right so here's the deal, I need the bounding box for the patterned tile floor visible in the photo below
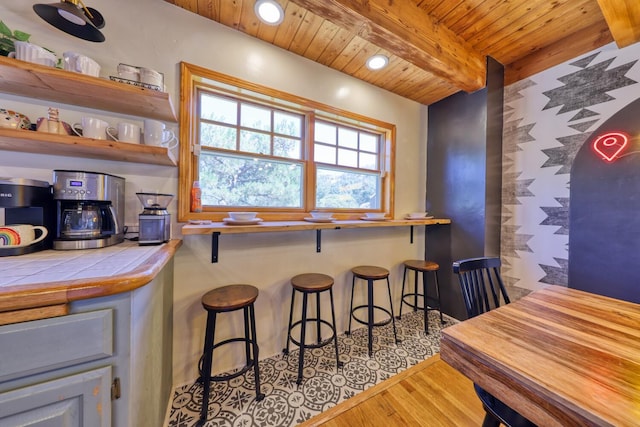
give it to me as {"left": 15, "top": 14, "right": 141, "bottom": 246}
{"left": 166, "top": 310, "right": 457, "bottom": 427}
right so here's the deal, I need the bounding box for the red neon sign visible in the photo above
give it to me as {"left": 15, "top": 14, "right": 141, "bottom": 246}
{"left": 592, "top": 131, "right": 629, "bottom": 162}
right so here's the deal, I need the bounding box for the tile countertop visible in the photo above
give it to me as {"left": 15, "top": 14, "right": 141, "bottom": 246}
{"left": 0, "top": 239, "right": 182, "bottom": 314}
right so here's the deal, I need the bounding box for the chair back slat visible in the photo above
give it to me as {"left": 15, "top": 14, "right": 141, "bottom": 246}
{"left": 453, "top": 257, "right": 510, "bottom": 318}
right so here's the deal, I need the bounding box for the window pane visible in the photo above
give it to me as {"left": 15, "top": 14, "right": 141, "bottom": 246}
{"left": 240, "top": 130, "right": 270, "bottom": 154}
{"left": 200, "top": 122, "right": 236, "bottom": 149}
{"left": 316, "top": 167, "right": 380, "bottom": 209}
{"left": 201, "top": 93, "right": 237, "bottom": 124}
{"left": 359, "top": 152, "right": 378, "bottom": 169}
{"left": 274, "top": 111, "right": 302, "bottom": 137}
{"left": 274, "top": 136, "right": 302, "bottom": 159}
{"left": 199, "top": 152, "right": 303, "bottom": 208}
{"left": 337, "top": 148, "right": 357, "bottom": 167}
{"left": 360, "top": 133, "right": 379, "bottom": 153}
{"left": 338, "top": 128, "right": 357, "bottom": 149}
{"left": 315, "top": 144, "right": 336, "bottom": 164}
{"left": 315, "top": 122, "right": 336, "bottom": 145}
{"left": 241, "top": 104, "right": 270, "bottom": 131}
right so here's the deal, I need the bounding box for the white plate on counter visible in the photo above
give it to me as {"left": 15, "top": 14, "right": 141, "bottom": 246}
{"left": 223, "top": 218, "right": 263, "bottom": 225}
{"left": 405, "top": 215, "right": 434, "bottom": 220}
{"left": 304, "top": 217, "right": 335, "bottom": 223}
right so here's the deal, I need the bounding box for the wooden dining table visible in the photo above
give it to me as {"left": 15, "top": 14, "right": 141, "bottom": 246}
{"left": 440, "top": 285, "right": 640, "bottom": 427}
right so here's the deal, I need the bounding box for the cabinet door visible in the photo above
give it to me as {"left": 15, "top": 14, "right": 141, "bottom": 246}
{"left": 0, "top": 366, "right": 111, "bottom": 427}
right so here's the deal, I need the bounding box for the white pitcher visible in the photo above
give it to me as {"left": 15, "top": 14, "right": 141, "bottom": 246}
{"left": 9, "top": 41, "right": 57, "bottom": 67}
{"left": 63, "top": 51, "right": 101, "bottom": 77}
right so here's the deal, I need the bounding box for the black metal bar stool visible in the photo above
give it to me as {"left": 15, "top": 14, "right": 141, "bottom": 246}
{"left": 346, "top": 265, "right": 399, "bottom": 357}
{"left": 283, "top": 273, "right": 342, "bottom": 384}
{"left": 198, "top": 284, "right": 264, "bottom": 425}
{"left": 398, "top": 259, "right": 444, "bottom": 334}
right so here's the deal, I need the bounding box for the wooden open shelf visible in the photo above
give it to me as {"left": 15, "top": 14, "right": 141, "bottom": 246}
{"left": 0, "top": 128, "right": 177, "bottom": 166}
{"left": 0, "top": 56, "right": 177, "bottom": 123}
{"left": 0, "top": 56, "right": 178, "bottom": 166}
{"left": 182, "top": 218, "right": 451, "bottom": 262}
{"left": 181, "top": 218, "right": 451, "bottom": 235}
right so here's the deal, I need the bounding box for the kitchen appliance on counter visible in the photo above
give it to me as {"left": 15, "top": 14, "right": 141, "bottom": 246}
{"left": 53, "top": 170, "right": 125, "bottom": 250}
{"left": 0, "top": 178, "right": 55, "bottom": 256}
{"left": 136, "top": 192, "right": 173, "bottom": 245}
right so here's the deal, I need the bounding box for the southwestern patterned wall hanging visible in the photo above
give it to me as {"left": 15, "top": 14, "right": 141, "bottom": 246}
{"left": 501, "top": 41, "right": 640, "bottom": 296}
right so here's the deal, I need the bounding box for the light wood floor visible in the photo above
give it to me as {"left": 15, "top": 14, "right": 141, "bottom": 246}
{"left": 299, "top": 354, "right": 485, "bottom": 427}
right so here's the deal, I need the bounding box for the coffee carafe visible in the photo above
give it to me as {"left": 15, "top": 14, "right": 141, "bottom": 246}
{"left": 137, "top": 192, "right": 173, "bottom": 245}
{"left": 53, "top": 170, "right": 124, "bottom": 250}
{"left": 61, "top": 203, "right": 103, "bottom": 238}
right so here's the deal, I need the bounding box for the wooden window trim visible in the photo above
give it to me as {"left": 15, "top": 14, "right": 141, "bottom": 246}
{"left": 178, "top": 61, "right": 396, "bottom": 222}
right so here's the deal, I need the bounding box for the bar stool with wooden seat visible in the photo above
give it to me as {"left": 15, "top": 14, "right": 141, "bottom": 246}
{"left": 346, "top": 265, "right": 399, "bottom": 357}
{"left": 198, "top": 284, "right": 264, "bottom": 425}
{"left": 398, "top": 259, "right": 444, "bottom": 334}
{"left": 283, "top": 273, "right": 342, "bottom": 384}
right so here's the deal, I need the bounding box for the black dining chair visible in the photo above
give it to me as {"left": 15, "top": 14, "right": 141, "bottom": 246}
{"left": 453, "top": 257, "right": 537, "bottom": 427}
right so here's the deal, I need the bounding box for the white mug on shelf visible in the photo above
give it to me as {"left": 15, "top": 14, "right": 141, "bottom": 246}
{"left": 117, "top": 63, "right": 139, "bottom": 81}
{"left": 72, "top": 117, "right": 110, "bottom": 140}
{"left": 143, "top": 119, "right": 177, "bottom": 149}
{"left": 139, "top": 67, "right": 163, "bottom": 88}
{"left": 107, "top": 122, "right": 141, "bottom": 144}
{"left": 63, "top": 51, "right": 101, "bottom": 77}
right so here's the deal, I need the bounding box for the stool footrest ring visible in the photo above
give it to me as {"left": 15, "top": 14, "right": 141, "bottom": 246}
{"left": 400, "top": 295, "right": 441, "bottom": 311}
{"left": 287, "top": 318, "right": 337, "bottom": 350}
{"left": 199, "top": 361, "right": 257, "bottom": 383}
{"left": 350, "top": 304, "right": 394, "bottom": 328}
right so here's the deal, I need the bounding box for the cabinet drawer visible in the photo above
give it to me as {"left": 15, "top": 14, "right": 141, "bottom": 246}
{"left": 0, "top": 309, "right": 113, "bottom": 383}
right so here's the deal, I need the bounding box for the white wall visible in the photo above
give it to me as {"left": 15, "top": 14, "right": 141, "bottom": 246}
{"left": 1, "top": 1, "right": 428, "bottom": 387}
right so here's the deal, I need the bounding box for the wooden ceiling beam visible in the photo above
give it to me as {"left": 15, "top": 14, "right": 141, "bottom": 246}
{"left": 504, "top": 20, "right": 613, "bottom": 85}
{"left": 596, "top": 0, "right": 640, "bottom": 47}
{"left": 287, "top": 0, "right": 486, "bottom": 93}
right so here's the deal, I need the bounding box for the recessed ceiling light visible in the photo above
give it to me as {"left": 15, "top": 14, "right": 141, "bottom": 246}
{"left": 366, "top": 54, "right": 389, "bottom": 70}
{"left": 255, "top": 0, "right": 284, "bottom": 26}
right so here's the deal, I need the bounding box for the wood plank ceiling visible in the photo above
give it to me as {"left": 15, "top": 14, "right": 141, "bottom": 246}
{"left": 165, "top": 0, "right": 640, "bottom": 105}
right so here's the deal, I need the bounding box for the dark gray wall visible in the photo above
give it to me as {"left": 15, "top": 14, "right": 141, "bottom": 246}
{"left": 485, "top": 58, "right": 504, "bottom": 256}
{"left": 425, "top": 58, "right": 504, "bottom": 320}
{"left": 569, "top": 97, "right": 640, "bottom": 303}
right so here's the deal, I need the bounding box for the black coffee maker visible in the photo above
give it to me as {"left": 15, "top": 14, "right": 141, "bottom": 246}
{"left": 0, "top": 178, "right": 55, "bottom": 257}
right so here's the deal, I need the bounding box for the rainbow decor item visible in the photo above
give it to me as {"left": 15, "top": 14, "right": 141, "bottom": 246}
{"left": 0, "top": 228, "right": 21, "bottom": 246}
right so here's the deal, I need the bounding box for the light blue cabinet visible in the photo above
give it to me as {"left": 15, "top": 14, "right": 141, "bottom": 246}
{"left": 0, "top": 258, "right": 174, "bottom": 426}
{"left": 0, "top": 296, "right": 125, "bottom": 427}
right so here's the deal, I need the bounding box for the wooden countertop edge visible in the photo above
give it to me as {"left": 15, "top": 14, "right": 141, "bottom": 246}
{"left": 181, "top": 218, "right": 452, "bottom": 235}
{"left": 0, "top": 239, "right": 182, "bottom": 313}
{"left": 298, "top": 354, "right": 442, "bottom": 426}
